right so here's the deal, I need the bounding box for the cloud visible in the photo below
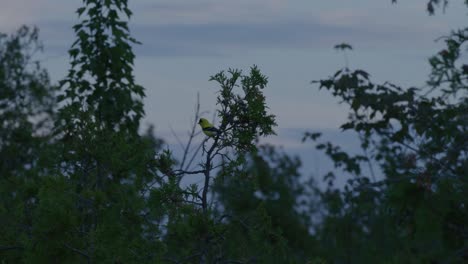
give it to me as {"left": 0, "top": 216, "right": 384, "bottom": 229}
{"left": 0, "top": 0, "right": 79, "bottom": 33}
{"left": 131, "top": 0, "right": 286, "bottom": 25}
{"left": 131, "top": 19, "right": 420, "bottom": 57}
{"left": 27, "top": 17, "right": 380, "bottom": 58}
{"left": 2, "top": 0, "right": 460, "bottom": 59}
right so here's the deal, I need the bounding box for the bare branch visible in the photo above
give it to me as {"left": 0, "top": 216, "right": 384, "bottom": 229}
{"left": 180, "top": 93, "right": 201, "bottom": 170}
{"left": 201, "top": 137, "right": 221, "bottom": 212}
{"left": 169, "top": 124, "right": 185, "bottom": 151}
{"left": 176, "top": 163, "right": 225, "bottom": 176}
{"left": 183, "top": 139, "right": 205, "bottom": 174}
{"left": 174, "top": 169, "right": 206, "bottom": 176}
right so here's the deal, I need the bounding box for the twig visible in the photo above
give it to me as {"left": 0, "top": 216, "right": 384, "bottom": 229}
{"left": 63, "top": 243, "right": 90, "bottom": 263}
{"left": 359, "top": 133, "right": 377, "bottom": 182}
{"left": 179, "top": 93, "right": 201, "bottom": 170}
{"left": 175, "top": 162, "right": 224, "bottom": 177}
{"left": 174, "top": 169, "right": 206, "bottom": 176}
{"left": 165, "top": 252, "right": 203, "bottom": 264}
{"left": 183, "top": 138, "right": 205, "bottom": 174}
{"left": 0, "top": 245, "right": 24, "bottom": 251}
{"left": 397, "top": 141, "right": 458, "bottom": 175}
{"left": 201, "top": 137, "right": 220, "bottom": 213}
{"left": 353, "top": 174, "right": 420, "bottom": 192}
{"left": 169, "top": 124, "right": 185, "bottom": 152}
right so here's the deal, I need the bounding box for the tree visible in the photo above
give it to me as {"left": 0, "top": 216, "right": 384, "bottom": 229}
{"left": 158, "top": 66, "right": 280, "bottom": 263}
{"left": 306, "top": 1, "right": 467, "bottom": 262}
{"left": 0, "top": 25, "right": 56, "bottom": 262}
{"left": 3, "top": 0, "right": 465, "bottom": 263}
{"left": 213, "top": 144, "right": 319, "bottom": 263}
{"left": 20, "top": 0, "right": 165, "bottom": 262}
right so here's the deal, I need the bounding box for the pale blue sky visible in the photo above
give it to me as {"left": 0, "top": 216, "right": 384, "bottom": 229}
{"left": 1, "top": 0, "right": 466, "bottom": 179}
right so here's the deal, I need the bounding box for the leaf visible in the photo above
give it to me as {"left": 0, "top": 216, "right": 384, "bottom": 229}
{"left": 340, "top": 122, "right": 355, "bottom": 131}
{"left": 76, "top": 7, "right": 86, "bottom": 16}
{"left": 334, "top": 43, "right": 353, "bottom": 51}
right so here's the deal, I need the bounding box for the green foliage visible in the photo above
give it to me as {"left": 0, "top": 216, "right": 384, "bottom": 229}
{"left": 2, "top": 0, "right": 467, "bottom": 263}
{"left": 210, "top": 66, "right": 277, "bottom": 152}
{"left": 0, "top": 0, "right": 164, "bottom": 263}
{"left": 0, "top": 25, "right": 55, "bottom": 179}
{"left": 48, "top": 0, "right": 166, "bottom": 261}
{"left": 157, "top": 66, "right": 280, "bottom": 262}
{"left": 24, "top": 176, "right": 80, "bottom": 263}
{"left": 213, "top": 145, "right": 318, "bottom": 262}
{"left": 306, "top": 3, "right": 468, "bottom": 262}
{"left": 0, "top": 25, "right": 56, "bottom": 262}
{"left": 58, "top": 0, "right": 143, "bottom": 134}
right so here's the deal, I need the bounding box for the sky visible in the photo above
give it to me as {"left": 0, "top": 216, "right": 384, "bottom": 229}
{"left": 1, "top": 0, "right": 466, "bottom": 180}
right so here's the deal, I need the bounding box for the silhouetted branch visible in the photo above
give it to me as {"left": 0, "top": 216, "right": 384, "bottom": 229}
{"left": 0, "top": 245, "right": 24, "bottom": 251}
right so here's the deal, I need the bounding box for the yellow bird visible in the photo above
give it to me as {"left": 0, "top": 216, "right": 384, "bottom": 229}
{"left": 198, "top": 118, "right": 220, "bottom": 138}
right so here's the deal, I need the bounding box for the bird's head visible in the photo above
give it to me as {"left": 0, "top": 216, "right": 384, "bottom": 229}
{"left": 198, "top": 118, "right": 208, "bottom": 126}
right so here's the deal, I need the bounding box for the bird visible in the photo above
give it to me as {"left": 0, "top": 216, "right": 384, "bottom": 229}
{"left": 198, "top": 118, "right": 220, "bottom": 138}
